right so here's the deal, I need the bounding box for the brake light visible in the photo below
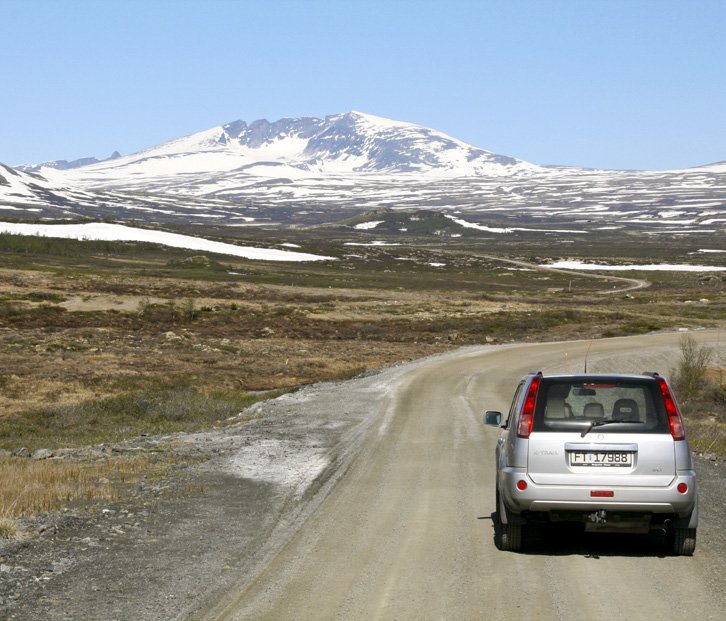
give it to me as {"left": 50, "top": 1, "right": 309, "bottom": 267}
{"left": 657, "top": 377, "right": 685, "bottom": 441}
{"left": 517, "top": 376, "right": 541, "bottom": 439}
{"left": 591, "top": 491, "right": 614, "bottom": 498}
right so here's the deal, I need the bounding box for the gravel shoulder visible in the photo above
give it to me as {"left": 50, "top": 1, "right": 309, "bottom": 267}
{"left": 1, "top": 336, "right": 724, "bottom": 620}
{"left": 0, "top": 353, "right": 437, "bottom": 620}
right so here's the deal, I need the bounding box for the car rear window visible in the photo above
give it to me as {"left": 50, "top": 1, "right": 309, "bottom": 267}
{"left": 531, "top": 377, "right": 670, "bottom": 434}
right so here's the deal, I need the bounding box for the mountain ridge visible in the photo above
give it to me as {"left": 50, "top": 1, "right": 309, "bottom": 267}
{"left": 26, "top": 111, "right": 543, "bottom": 187}
{"left": 17, "top": 151, "right": 121, "bottom": 174}
{"left": 1, "top": 112, "right": 724, "bottom": 230}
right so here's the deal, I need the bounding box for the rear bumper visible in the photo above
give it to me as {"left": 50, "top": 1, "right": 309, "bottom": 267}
{"left": 501, "top": 467, "right": 697, "bottom": 519}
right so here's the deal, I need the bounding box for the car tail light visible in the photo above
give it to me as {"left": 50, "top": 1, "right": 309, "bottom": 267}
{"left": 517, "top": 376, "right": 541, "bottom": 439}
{"left": 657, "top": 377, "right": 685, "bottom": 441}
{"left": 677, "top": 483, "right": 688, "bottom": 494}
{"left": 591, "top": 491, "right": 614, "bottom": 498}
{"left": 516, "top": 480, "right": 527, "bottom": 491}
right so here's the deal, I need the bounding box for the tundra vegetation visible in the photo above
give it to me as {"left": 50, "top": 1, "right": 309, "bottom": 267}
{"left": 0, "top": 216, "right": 724, "bottom": 536}
{"left": 670, "top": 334, "right": 726, "bottom": 457}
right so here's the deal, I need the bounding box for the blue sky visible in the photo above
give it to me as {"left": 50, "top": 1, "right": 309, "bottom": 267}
{"left": 2, "top": 0, "right": 724, "bottom": 170}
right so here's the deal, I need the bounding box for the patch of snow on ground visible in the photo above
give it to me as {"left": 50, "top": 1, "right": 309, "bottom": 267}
{"left": 549, "top": 260, "right": 726, "bottom": 272}
{"left": 344, "top": 241, "right": 401, "bottom": 246}
{"left": 445, "top": 214, "right": 586, "bottom": 234}
{"left": 0, "top": 223, "right": 334, "bottom": 262}
{"left": 354, "top": 220, "right": 384, "bottom": 230}
{"left": 445, "top": 215, "right": 513, "bottom": 233}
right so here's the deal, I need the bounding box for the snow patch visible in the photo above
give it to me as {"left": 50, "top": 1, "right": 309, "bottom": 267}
{"left": 354, "top": 220, "right": 384, "bottom": 230}
{"left": 0, "top": 223, "right": 334, "bottom": 262}
{"left": 548, "top": 260, "right": 726, "bottom": 272}
{"left": 343, "top": 241, "right": 401, "bottom": 246}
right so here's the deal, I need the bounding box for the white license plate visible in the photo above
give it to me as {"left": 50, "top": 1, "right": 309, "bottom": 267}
{"left": 571, "top": 451, "right": 633, "bottom": 467}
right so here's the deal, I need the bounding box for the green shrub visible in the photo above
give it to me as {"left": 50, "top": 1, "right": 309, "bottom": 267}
{"left": 671, "top": 334, "right": 712, "bottom": 401}
{"left": 0, "top": 387, "right": 281, "bottom": 451}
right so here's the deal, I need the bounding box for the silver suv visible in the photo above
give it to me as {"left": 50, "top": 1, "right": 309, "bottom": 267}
{"left": 485, "top": 371, "right": 698, "bottom": 554}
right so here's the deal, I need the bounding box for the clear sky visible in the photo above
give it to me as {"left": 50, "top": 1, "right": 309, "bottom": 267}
{"left": 2, "top": 0, "right": 724, "bottom": 170}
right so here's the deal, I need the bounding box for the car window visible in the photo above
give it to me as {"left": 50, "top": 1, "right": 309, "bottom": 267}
{"left": 532, "top": 378, "right": 669, "bottom": 434}
{"left": 504, "top": 381, "right": 525, "bottom": 429}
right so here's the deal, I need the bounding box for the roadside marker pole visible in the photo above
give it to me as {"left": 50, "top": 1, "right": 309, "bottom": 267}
{"left": 584, "top": 336, "right": 595, "bottom": 373}
{"left": 719, "top": 327, "right": 723, "bottom": 388}
{"left": 718, "top": 326, "right": 723, "bottom": 388}
{"left": 565, "top": 352, "right": 568, "bottom": 373}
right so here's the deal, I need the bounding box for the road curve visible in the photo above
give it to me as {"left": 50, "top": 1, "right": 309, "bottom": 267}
{"left": 478, "top": 254, "right": 650, "bottom": 294}
{"left": 199, "top": 331, "right": 724, "bottom": 620}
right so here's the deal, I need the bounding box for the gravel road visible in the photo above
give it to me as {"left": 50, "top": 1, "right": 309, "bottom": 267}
{"left": 2, "top": 332, "right": 724, "bottom": 620}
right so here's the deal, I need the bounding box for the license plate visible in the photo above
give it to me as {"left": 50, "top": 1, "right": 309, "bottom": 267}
{"left": 570, "top": 451, "right": 633, "bottom": 467}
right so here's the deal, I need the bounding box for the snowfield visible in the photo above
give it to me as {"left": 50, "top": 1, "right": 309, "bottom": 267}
{"left": 549, "top": 260, "right": 726, "bottom": 272}
{"left": 0, "top": 223, "right": 335, "bottom": 262}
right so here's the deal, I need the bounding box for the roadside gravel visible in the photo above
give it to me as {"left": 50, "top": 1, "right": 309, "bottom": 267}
{"left": 0, "top": 353, "right": 438, "bottom": 620}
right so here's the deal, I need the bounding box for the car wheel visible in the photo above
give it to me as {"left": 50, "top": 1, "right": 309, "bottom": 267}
{"left": 495, "top": 487, "right": 523, "bottom": 551}
{"left": 499, "top": 522, "right": 523, "bottom": 551}
{"left": 667, "top": 527, "right": 696, "bottom": 556}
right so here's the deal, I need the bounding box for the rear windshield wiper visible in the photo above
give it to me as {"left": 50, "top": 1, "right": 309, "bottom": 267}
{"left": 580, "top": 419, "right": 642, "bottom": 438}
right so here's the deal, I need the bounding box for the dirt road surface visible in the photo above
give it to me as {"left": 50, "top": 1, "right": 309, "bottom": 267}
{"left": 197, "top": 331, "right": 725, "bottom": 621}
{"left": 3, "top": 332, "right": 724, "bottom": 620}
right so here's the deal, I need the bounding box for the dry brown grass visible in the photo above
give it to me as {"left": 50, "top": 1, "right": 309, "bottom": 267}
{"left": 688, "top": 423, "right": 726, "bottom": 456}
{"left": 0, "top": 454, "right": 189, "bottom": 539}
{"left": 0, "top": 515, "right": 25, "bottom": 540}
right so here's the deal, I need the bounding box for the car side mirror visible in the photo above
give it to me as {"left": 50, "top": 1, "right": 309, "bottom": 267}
{"left": 484, "top": 411, "right": 502, "bottom": 426}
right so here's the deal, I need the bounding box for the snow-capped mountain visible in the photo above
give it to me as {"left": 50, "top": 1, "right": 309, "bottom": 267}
{"left": 0, "top": 162, "right": 86, "bottom": 206}
{"left": 2, "top": 112, "right": 724, "bottom": 232}
{"left": 38, "top": 111, "right": 542, "bottom": 195}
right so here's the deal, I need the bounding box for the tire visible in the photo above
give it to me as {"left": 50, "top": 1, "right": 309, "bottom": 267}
{"left": 668, "top": 527, "right": 696, "bottom": 556}
{"left": 498, "top": 522, "right": 523, "bottom": 551}
{"left": 495, "top": 487, "right": 523, "bottom": 551}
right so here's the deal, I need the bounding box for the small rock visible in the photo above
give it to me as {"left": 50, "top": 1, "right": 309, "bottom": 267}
{"left": 31, "top": 448, "right": 54, "bottom": 461}
{"left": 13, "top": 447, "right": 30, "bottom": 458}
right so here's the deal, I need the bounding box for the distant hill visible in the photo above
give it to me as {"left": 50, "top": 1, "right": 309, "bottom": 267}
{"left": 16, "top": 151, "right": 121, "bottom": 173}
